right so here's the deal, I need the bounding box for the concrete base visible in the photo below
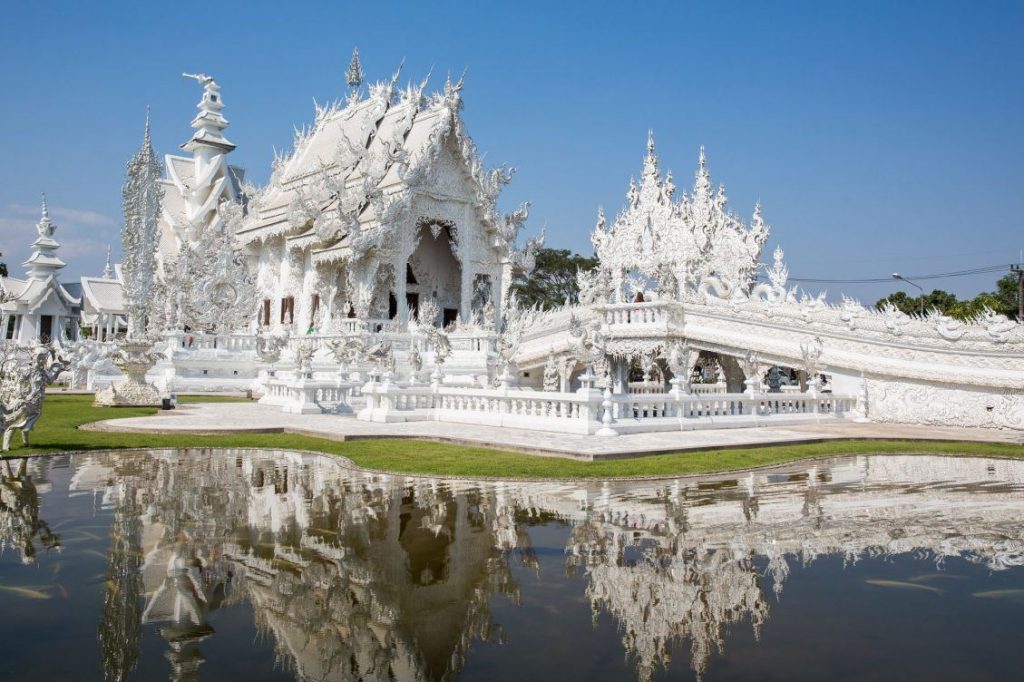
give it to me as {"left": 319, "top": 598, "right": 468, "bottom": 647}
{"left": 86, "top": 402, "right": 1024, "bottom": 461}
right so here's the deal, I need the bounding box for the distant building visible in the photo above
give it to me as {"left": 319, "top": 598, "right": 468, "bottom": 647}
{"left": 0, "top": 196, "right": 81, "bottom": 344}
{"left": 79, "top": 248, "right": 127, "bottom": 340}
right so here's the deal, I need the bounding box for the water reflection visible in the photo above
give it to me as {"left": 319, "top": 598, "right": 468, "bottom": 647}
{"left": 2, "top": 450, "right": 1023, "bottom": 681}
{"left": 0, "top": 457, "right": 60, "bottom": 562}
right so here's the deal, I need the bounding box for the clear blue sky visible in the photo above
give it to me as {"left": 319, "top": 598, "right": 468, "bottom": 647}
{"left": 1, "top": 0, "right": 1021, "bottom": 303}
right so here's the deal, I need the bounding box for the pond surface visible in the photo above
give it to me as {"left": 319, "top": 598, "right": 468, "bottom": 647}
{"left": 1, "top": 449, "right": 1022, "bottom": 681}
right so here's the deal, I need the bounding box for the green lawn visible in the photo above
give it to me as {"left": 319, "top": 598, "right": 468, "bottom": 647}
{"left": 2, "top": 394, "right": 1021, "bottom": 479}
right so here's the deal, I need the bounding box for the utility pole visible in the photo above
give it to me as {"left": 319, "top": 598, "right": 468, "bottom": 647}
{"left": 1011, "top": 263, "right": 1023, "bottom": 321}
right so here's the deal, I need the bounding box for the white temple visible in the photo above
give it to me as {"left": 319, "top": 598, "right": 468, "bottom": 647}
{"left": 14, "top": 51, "right": 1020, "bottom": 432}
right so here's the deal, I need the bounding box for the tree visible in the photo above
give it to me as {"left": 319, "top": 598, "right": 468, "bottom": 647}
{"left": 509, "top": 248, "right": 598, "bottom": 310}
{"left": 0, "top": 252, "right": 7, "bottom": 277}
{"left": 874, "top": 274, "right": 1019, "bottom": 321}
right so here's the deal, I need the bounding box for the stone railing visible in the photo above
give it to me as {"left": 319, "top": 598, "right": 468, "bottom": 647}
{"left": 353, "top": 381, "right": 854, "bottom": 436}
{"left": 627, "top": 381, "right": 727, "bottom": 396}
{"left": 171, "top": 333, "right": 257, "bottom": 353}
{"left": 599, "top": 301, "right": 674, "bottom": 327}
{"left": 611, "top": 391, "right": 854, "bottom": 421}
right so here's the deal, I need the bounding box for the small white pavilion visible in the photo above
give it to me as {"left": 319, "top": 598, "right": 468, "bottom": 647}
{"left": 79, "top": 247, "right": 127, "bottom": 340}
{"left": 0, "top": 195, "right": 81, "bottom": 344}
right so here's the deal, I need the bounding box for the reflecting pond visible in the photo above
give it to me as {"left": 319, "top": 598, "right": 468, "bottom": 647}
{"left": 1, "top": 449, "right": 1023, "bottom": 681}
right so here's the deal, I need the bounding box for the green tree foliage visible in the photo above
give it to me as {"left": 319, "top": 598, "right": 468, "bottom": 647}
{"left": 875, "top": 274, "right": 1020, "bottom": 321}
{"left": 509, "top": 248, "right": 598, "bottom": 310}
{"left": 0, "top": 252, "right": 7, "bottom": 277}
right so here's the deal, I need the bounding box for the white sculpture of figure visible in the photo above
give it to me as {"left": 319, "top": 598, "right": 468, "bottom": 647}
{"left": 567, "top": 312, "right": 607, "bottom": 390}
{"left": 666, "top": 340, "right": 697, "bottom": 397}
{"left": 543, "top": 354, "right": 559, "bottom": 392}
{"left": 800, "top": 337, "right": 825, "bottom": 395}
{"left": 293, "top": 339, "right": 318, "bottom": 379}
{"left": 494, "top": 293, "right": 537, "bottom": 385}
{"left": 407, "top": 346, "right": 423, "bottom": 385}
{"left": 364, "top": 341, "right": 395, "bottom": 381}
{"left": 324, "top": 335, "right": 364, "bottom": 384}
{"left": 738, "top": 351, "right": 765, "bottom": 396}
{"left": 417, "top": 321, "right": 451, "bottom": 375}
{"left": 252, "top": 329, "right": 289, "bottom": 396}
{"left": 1, "top": 344, "right": 69, "bottom": 450}
{"left": 853, "top": 372, "right": 870, "bottom": 423}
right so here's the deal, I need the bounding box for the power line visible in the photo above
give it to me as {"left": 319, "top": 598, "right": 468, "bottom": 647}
{"left": 787, "top": 263, "right": 1014, "bottom": 285}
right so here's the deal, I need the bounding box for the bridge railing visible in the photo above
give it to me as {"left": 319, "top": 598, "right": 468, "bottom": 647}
{"left": 350, "top": 380, "right": 854, "bottom": 436}
{"left": 598, "top": 301, "right": 675, "bottom": 326}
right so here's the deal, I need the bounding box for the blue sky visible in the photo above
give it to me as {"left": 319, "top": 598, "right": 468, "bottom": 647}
{"left": 1, "top": 0, "right": 1021, "bottom": 303}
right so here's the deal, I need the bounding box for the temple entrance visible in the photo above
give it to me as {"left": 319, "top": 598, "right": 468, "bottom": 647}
{"left": 404, "top": 220, "right": 461, "bottom": 326}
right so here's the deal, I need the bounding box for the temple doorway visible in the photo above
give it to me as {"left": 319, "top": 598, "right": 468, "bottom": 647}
{"left": 406, "top": 220, "right": 461, "bottom": 325}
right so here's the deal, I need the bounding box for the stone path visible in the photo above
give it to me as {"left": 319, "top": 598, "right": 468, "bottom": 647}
{"left": 87, "top": 402, "right": 1024, "bottom": 460}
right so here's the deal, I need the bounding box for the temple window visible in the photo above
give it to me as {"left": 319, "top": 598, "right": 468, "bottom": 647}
{"left": 310, "top": 294, "right": 320, "bottom": 320}
{"left": 281, "top": 296, "right": 295, "bottom": 324}
{"left": 406, "top": 264, "right": 418, "bottom": 284}
{"left": 262, "top": 299, "right": 271, "bottom": 326}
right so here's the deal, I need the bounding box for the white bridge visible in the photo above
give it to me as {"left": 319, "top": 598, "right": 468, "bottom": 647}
{"left": 512, "top": 293, "right": 1024, "bottom": 431}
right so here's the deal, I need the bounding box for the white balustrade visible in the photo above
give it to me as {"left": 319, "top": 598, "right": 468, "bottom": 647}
{"left": 601, "top": 302, "right": 671, "bottom": 326}
{"left": 353, "top": 380, "right": 853, "bottom": 435}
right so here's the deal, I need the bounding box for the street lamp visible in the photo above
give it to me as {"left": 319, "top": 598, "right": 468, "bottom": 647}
{"left": 892, "top": 273, "right": 925, "bottom": 316}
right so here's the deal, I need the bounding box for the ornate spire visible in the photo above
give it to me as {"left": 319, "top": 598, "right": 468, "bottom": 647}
{"left": 694, "top": 146, "right": 712, "bottom": 199}
{"left": 102, "top": 244, "right": 113, "bottom": 279}
{"left": 346, "top": 46, "right": 364, "bottom": 89}
{"left": 23, "top": 192, "right": 64, "bottom": 279}
{"left": 121, "top": 113, "right": 165, "bottom": 336}
{"left": 143, "top": 105, "right": 152, "bottom": 147}
{"left": 36, "top": 193, "right": 56, "bottom": 239}
{"left": 642, "top": 130, "right": 659, "bottom": 180}
{"left": 180, "top": 73, "right": 235, "bottom": 154}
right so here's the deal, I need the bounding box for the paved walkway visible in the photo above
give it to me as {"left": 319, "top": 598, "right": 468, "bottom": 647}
{"left": 87, "top": 402, "right": 1024, "bottom": 460}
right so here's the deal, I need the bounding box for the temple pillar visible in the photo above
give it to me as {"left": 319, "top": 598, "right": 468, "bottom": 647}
{"left": 395, "top": 258, "right": 408, "bottom": 328}
{"left": 492, "top": 264, "right": 504, "bottom": 327}
{"left": 459, "top": 266, "right": 472, "bottom": 323}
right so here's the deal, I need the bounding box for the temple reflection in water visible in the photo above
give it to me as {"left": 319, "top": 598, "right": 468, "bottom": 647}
{"left": 4, "top": 450, "right": 1023, "bottom": 681}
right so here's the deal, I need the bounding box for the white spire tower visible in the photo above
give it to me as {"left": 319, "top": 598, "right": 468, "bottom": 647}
{"left": 102, "top": 244, "right": 113, "bottom": 279}
{"left": 23, "top": 193, "right": 66, "bottom": 280}
{"left": 174, "top": 73, "right": 238, "bottom": 246}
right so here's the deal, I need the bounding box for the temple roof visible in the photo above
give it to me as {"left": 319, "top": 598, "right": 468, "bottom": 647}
{"left": 79, "top": 276, "right": 126, "bottom": 314}
{"left": 236, "top": 71, "right": 479, "bottom": 248}
{"left": 0, "top": 274, "right": 81, "bottom": 312}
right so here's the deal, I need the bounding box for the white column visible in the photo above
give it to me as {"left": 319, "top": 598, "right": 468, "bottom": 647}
{"left": 492, "top": 264, "right": 504, "bottom": 327}
{"left": 395, "top": 257, "right": 408, "bottom": 329}
{"left": 459, "top": 267, "right": 472, "bottom": 322}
